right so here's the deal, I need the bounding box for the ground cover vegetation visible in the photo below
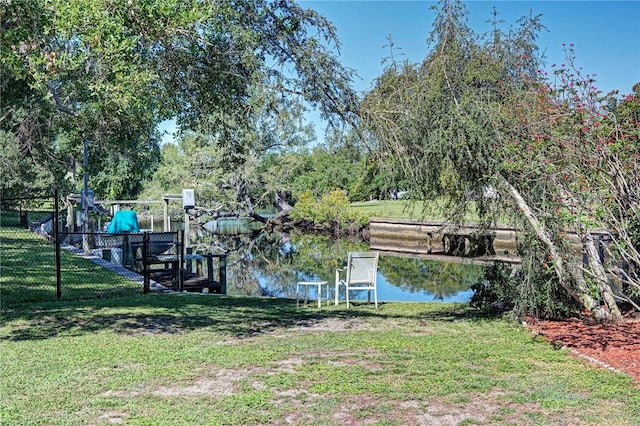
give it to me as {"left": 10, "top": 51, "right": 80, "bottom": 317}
{"left": 359, "top": 1, "right": 639, "bottom": 320}
{"left": 2, "top": 192, "right": 638, "bottom": 425}
{"left": 2, "top": 292, "right": 639, "bottom": 425}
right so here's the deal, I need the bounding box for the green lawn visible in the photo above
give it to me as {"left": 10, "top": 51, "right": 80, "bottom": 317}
{"left": 350, "top": 199, "right": 486, "bottom": 222}
{"left": 2, "top": 217, "right": 638, "bottom": 425}
{"left": 2, "top": 295, "right": 638, "bottom": 425}
{"left": 351, "top": 199, "right": 512, "bottom": 225}
{"left": 350, "top": 199, "right": 424, "bottom": 220}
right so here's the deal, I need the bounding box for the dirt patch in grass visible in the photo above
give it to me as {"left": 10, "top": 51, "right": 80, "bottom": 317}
{"left": 152, "top": 369, "right": 242, "bottom": 397}
{"left": 528, "top": 314, "right": 640, "bottom": 383}
{"left": 284, "top": 316, "right": 428, "bottom": 335}
{"left": 98, "top": 411, "right": 128, "bottom": 424}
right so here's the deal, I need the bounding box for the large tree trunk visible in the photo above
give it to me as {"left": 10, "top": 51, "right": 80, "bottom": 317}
{"left": 584, "top": 233, "right": 622, "bottom": 321}
{"left": 499, "top": 176, "right": 610, "bottom": 320}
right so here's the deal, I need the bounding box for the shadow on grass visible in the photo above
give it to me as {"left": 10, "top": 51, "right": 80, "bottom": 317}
{"left": 410, "top": 306, "right": 504, "bottom": 322}
{"left": 3, "top": 223, "right": 501, "bottom": 342}
{"left": 1, "top": 293, "right": 501, "bottom": 342}
{"left": 0, "top": 295, "right": 348, "bottom": 341}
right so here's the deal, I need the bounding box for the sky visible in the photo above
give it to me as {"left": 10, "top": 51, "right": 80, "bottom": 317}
{"left": 161, "top": 1, "right": 640, "bottom": 144}
{"left": 302, "top": 0, "right": 640, "bottom": 95}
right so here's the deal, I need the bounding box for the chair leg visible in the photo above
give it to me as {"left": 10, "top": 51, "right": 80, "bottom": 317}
{"left": 374, "top": 288, "right": 378, "bottom": 309}
{"left": 346, "top": 288, "right": 350, "bottom": 309}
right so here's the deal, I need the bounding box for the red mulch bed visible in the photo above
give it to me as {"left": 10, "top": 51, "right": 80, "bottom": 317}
{"left": 526, "top": 313, "right": 640, "bottom": 383}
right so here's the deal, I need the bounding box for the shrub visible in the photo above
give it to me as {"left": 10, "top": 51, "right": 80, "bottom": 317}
{"left": 470, "top": 249, "right": 580, "bottom": 320}
{"left": 469, "top": 262, "right": 517, "bottom": 312}
{"left": 291, "top": 189, "right": 368, "bottom": 232}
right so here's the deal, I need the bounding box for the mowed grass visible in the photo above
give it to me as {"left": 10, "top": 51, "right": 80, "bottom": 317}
{"left": 351, "top": 199, "right": 486, "bottom": 223}
{"left": 350, "top": 199, "right": 512, "bottom": 225}
{"left": 2, "top": 217, "right": 638, "bottom": 425}
{"left": 350, "top": 199, "right": 423, "bottom": 220}
{"left": 2, "top": 295, "right": 639, "bottom": 425}
{"left": 350, "top": 199, "right": 444, "bottom": 221}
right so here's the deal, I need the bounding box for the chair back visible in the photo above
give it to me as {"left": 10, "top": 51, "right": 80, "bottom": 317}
{"left": 346, "top": 251, "right": 379, "bottom": 285}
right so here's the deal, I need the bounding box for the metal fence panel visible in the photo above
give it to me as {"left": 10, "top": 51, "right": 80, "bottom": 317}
{"left": 57, "top": 232, "right": 146, "bottom": 300}
{"left": 1, "top": 194, "right": 175, "bottom": 305}
{"left": 1, "top": 197, "right": 58, "bottom": 305}
{"left": 59, "top": 230, "right": 180, "bottom": 296}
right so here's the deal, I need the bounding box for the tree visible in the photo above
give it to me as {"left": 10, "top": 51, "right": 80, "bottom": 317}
{"left": 141, "top": 84, "right": 317, "bottom": 219}
{"left": 1, "top": 0, "right": 357, "bottom": 200}
{"left": 0, "top": 130, "right": 56, "bottom": 198}
{"left": 603, "top": 85, "right": 640, "bottom": 307}
{"left": 283, "top": 147, "right": 364, "bottom": 200}
{"left": 2, "top": 0, "right": 164, "bottom": 199}
{"left": 497, "top": 50, "right": 639, "bottom": 315}
{"left": 360, "top": 0, "right": 629, "bottom": 320}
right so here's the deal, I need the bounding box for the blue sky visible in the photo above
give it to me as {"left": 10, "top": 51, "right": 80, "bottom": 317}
{"left": 302, "top": 0, "right": 640, "bottom": 95}
{"left": 299, "top": 0, "right": 640, "bottom": 140}
{"left": 161, "top": 1, "right": 640, "bottom": 144}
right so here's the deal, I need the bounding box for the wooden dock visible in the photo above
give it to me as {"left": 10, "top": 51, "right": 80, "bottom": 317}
{"left": 142, "top": 251, "right": 227, "bottom": 294}
{"left": 148, "top": 267, "right": 223, "bottom": 293}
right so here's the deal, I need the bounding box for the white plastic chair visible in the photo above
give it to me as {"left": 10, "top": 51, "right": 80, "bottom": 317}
{"left": 335, "top": 251, "right": 380, "bottom": 308}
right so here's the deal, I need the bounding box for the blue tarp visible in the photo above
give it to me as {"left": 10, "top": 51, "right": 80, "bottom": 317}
{"left": 107, "top": 210, "right": 140, "bottom": 233}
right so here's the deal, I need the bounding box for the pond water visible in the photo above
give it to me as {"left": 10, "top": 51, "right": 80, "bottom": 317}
{"left": 181, "top": 218, "right": 485, "bottom": 304}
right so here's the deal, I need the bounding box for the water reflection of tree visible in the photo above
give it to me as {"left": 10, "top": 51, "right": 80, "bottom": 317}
{"left": 285, "top": 233, "right": 368, "bottom": 281}
{"left": 249, "top": 232, "right": 367, "bottom": 297}
{"left": 378, "top": 257, "right": 483, "bottom": 300}
{"left": 193, "top": 228, "right": 367, "bottom": 297}
{"left": 189, "top": 228, "right": 266, "bottom": 296}
{"left": 192, "top": 226, "right": 479, "bottom": 300}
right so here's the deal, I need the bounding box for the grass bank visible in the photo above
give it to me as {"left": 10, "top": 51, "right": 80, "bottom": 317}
{"left": 350, "top": 199, "right": 513, "bottom": 225}
{"left": 350, "top": 199, "right": 487, "bottom": 222}
{"left": 350, "top": 199, "right": 436, "bottom": 221}
{"left": 2, "top": 295, "right": 638, "bottom": 425}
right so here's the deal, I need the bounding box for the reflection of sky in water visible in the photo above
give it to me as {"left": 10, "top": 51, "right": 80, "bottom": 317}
{"left": 375, "top": 273, "right": 474, "bottom": 303}
{"left": 259, "top": 270, "right": 474, "bottom": 303}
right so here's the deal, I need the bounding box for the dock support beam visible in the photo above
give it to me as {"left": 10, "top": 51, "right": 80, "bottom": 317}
{"left": 203, "top": 254, "right": 228, "bottom": 294}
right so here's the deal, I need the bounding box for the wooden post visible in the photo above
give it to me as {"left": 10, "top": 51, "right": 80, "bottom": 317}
{"left": 202, "top": 254, "right": 227, "bottom": 294}
{"left": 183, "top": 211, "right": 191, "bottom": 251}
{"left": 123, "top": 233, "right": 131, "bottom": 268}
{"left": 186, "top": 247, "right": 193, "bottom": 272}
{"left": 206, "top": 255, "right": 214, "bottom": 284}
{"left": 163, "top": 198, "right": 170, "bottom": 231}
{"left": 19, "top": 204, "right": 28, "bottom": 228}
{"left": 66, "top": 199, "right": 74, "bottom": 232}
{"left": 219, "top": 255, "right": 227, "bottom": 294}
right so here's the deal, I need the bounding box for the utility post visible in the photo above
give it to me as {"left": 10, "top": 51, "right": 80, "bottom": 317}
{"left": 182, "top": 189, "right": 195, "bottom": 253}
{"left": 82, "top": 139, "right": 90, "bottom": 253}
